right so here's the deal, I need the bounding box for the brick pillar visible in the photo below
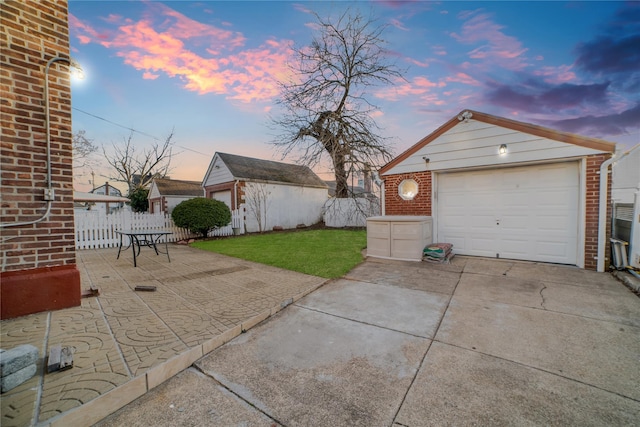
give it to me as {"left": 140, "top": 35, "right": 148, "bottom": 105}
{"left": 584, "top": 154, "right": 612, "bottom": 271}
{"left": 1, "top": 0, "right": 81, "bottom": 319}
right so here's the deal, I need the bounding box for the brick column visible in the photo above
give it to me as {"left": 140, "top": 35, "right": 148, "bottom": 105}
{"left": 1, "top": 0, "right": 81, "bottom": 319}
{"left": 584, "top": 154, "right": 612, "bottom": 270}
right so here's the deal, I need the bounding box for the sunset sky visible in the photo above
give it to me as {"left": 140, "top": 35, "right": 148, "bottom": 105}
{"left": 68, "top": 1, "right": 640, "bottom": 192}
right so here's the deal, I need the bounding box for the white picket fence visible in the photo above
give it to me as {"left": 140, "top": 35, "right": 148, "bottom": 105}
{"left": 75, "top": 207, "right": 245, "bottom": 250}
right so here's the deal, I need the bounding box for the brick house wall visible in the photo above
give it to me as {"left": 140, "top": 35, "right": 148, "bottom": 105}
{"left": 1, "top": 0, "right": 81, "bottom": 319}
{"left": 384, "top": 172, "right": 432, "bottom": 216}
{"left": 382, "top": 155, "right": 611, "bottom": 271}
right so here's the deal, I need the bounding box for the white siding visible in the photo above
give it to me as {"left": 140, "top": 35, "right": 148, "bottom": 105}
{"left": 202, "top": 156, "right": 234, "bottom": 187}
{"left": 612, "top": 144, "right": 640, "bottom": 204}
{"left": 148, "top": 182, "right": 161, "bottom": 198}
{"left": 243, "top": 182, "right": 327, "bottom": 232}
{"left": 384, "top": 120, "right": 607, "bottom": 175}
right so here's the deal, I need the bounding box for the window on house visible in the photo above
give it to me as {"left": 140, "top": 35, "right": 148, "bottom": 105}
{"left": 398, "top": 179, "right": 418, "bottom": 200}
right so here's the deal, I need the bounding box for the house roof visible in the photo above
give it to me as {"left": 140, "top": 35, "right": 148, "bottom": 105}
{"left": 217, "top": 152, "right": 328, "bottom": 188}
{"left": 152, "top": 178, "right": 203, "bottom": 196}
{"left": 380, "top": 109, "right": 617, "bottom": 175}
{"left": 74, "top": 191, "right": 129, "bottom": 202}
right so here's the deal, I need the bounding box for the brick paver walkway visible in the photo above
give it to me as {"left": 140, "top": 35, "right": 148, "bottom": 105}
{"left": 1, "top": 245, "right": 326, "bottom": 427}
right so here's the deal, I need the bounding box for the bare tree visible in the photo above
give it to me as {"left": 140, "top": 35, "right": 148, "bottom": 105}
{"left": 103, "top": 130, "right": 175, "bottom": 194}
{"left": 271, "top": 9, "right": 403, "bottom": 198}
{"left": 244, "top": 182, "right": 272, "bottom": 233}
{"left": 72, "top": 130, "right": 98, "bottom": 170}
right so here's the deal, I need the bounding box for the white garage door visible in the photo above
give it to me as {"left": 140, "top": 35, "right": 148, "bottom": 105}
{"left": 437, "top": 162, "right": 579, "bottom": 265}
{"left": 211, "top": 190, "right": 232, "bottom": 209}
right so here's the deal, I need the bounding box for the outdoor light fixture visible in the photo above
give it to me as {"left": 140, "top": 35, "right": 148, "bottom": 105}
{"left": 457, "top": 110, "right": 473, "bottom": 122}
{"left": 44, "top": 56, "right": 83, "bottom": 199}
{"left": 499, "top": 144, "right": 508, "bottom": 155}
{"left": 423, "top": 156, "right": 430, "bottom": 166}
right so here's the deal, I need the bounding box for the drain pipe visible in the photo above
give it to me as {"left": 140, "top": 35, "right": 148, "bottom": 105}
{"left": 597, "top": 146, "right": 635, "bottom": 272}
{"left": 372, "top": 171, "right": 384, "bottom": 215}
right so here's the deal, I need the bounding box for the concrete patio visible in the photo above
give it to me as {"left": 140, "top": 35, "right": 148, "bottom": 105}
{"left": 0, "top": 245, "right": 327, "bottom": 427}
{"left": 97, "top": 256, "right": 640, "bottom": 426}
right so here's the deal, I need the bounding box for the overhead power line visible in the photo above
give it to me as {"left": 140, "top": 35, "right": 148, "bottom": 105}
{"left": 72, "top": 107, "right": 212, "bottom": 156}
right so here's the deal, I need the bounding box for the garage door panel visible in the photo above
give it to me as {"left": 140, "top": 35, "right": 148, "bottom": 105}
{"left": 536, "top": 241, "right": 572, "bottom": 258}
{"left": 437, "top": 162, "right": 579, "bottom": 265}
{"left": 469, "top": 237, "right": 498, "bottom": 255}
{"left": 535, "top": 214, "right": 575, "bottom": 232}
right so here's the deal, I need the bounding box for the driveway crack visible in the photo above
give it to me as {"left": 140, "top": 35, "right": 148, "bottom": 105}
{"left": 192, "top": 365, "right": 286, "bottom": 427}
{"left": 539, "top": 284, "right": 547, "bottom": 310}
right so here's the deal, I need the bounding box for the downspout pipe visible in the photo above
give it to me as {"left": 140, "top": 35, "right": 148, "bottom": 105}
{"left": 597, "top": 146, "right": 635, "bottom": 272}
{"left": 0, "top": 57, "right": 73, "bottom": 228}
{"left": 372, "top": 171, "right": 384, "bottom": 215}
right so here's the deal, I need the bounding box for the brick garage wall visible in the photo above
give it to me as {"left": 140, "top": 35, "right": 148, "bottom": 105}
{"left": 584, "top": 154, "right": 612, "bottom": 270}
{"left": 383, "top": 171, "right": 432, "bottom": 216}
{"left": 1, "top": 0, "right": 80, "bottom": 318}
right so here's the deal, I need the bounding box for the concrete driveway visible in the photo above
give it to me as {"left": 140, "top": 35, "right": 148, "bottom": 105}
{"left": 97, "top": 256, "right": 640, "bottom": 426}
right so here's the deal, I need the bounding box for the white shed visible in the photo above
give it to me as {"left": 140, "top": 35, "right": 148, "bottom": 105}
{"left": 202, "top": 152, "right": 328, "bottom": 233}
{"left": 148, "top": 178, "right": 204, "bottom": 214}
{"left": 379, "top": 110, "right": 616, "bottom": 271}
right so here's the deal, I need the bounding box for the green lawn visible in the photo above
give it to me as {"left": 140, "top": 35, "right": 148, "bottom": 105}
{"left": 191, "top": 229, "right": 367, "bottom": 278}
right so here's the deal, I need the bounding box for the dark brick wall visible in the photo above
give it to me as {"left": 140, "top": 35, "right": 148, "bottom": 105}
{"left": 1, "top": 0, "right": 76, "bottom": 271}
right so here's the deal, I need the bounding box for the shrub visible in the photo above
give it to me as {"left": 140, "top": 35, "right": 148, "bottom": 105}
{"left": 128, "top": 187, "right": 149, "bottom": 212}
{"left": 172, "top": 198, "right": 231, "bottom": 238}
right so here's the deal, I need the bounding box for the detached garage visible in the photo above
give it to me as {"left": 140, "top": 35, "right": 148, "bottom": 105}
{"left": 378, "top": 110, "right": 616, "bottom": 271}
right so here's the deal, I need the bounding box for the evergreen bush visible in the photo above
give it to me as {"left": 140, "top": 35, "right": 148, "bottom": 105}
{"left": 172, "top": 198, "right": 231, "bottom": 238}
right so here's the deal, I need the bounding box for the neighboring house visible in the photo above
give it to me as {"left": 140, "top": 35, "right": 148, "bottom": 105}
{"left": 1, "top": 1, "right": 81, "bottom": 319}
{"left": 148, "top": 178, "right": 204, "bottom": 214}
{"left": 378, "top": 109, "right": 616, "bottom": 271}
{"left": 202, "top": 152, "right": 328, "bottom": 232}
{"left": 90, "top": 183, "right": 125, "bottom": 214}
{"left": 611, "top": 143, "right": 640, "bottom": 268}
{"left": 73, "top": 191, "right": 130, "bottom": 214}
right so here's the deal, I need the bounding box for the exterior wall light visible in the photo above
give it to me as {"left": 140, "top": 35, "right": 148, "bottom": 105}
{"left": 499, "top": 144, "right": 508, "bottom": 155}
{"left": 44, "top": 56, "right": 84, "bottom": 197}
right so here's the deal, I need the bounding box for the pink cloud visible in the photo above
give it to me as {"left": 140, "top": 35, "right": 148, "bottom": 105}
{"left": 533, "top": 65, "right": 576, "bottom": 84}
{"left": 445, "top": 72, "right": 482, "bottom": 87}
{"left": 451, "top": 10, "right": 529, "bottom": 71}
{"left": 69, "top": 5, "right": 292, "bottom": 103}
{"left": 375, "top": 76, "right": 445, "bottom": 104}
{"left": 389, "top": 18, "right": 409, "bottom": 31}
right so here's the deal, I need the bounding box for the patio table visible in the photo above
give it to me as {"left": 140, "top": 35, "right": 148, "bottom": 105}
{"left": 115, "top": 229, "right": 173, "bottom": 267}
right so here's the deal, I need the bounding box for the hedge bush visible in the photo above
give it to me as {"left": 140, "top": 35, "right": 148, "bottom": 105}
{"left": 171, "top": 198, "right": 231, "bottom": 238}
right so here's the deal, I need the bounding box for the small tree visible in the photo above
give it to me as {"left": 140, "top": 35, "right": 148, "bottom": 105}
{"left": 172, "top": 198, "right": 231, "bottom": 238}
{"left": 244, "top": 182, "right": 272, "bottom": 233}
{"left": 128, "top": 187, "right": 149, "bottom": 212}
